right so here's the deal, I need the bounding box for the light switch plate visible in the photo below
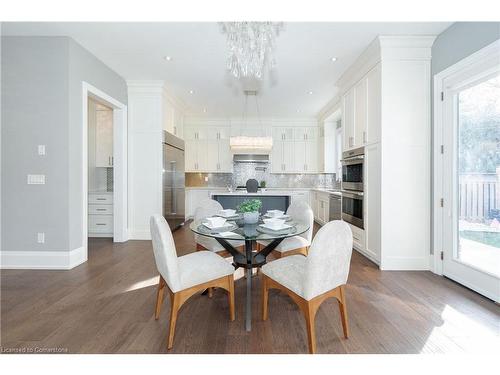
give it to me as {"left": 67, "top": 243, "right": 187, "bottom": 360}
{"left": 38, "top": 145, "right": 46, "bottom": 155}
{"left": 37, "top": 232, "right": 45, "bottom": 244}
{"left": 27, "top": 174, "right": 45, "bottom": 184}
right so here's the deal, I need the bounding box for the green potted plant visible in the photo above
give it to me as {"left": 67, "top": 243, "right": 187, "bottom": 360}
{"left": 237, "top": 199, "right": 262, "bottom": 224}
{"left": 260, "top": 180, "right": 267, "bottom": 192}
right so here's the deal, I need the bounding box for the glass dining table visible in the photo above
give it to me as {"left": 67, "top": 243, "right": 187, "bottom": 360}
{"left": 190, "top": 216, "right": 310, "bottom": 331}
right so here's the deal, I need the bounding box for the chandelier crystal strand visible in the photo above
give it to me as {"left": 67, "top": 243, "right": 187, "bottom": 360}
{"left": 220, "top": 22, "right": 283, "bottom": 80}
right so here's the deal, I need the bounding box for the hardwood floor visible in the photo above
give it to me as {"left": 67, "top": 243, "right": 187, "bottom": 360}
{"left": 1, "top": 223, "right": 499, "bottom": 354}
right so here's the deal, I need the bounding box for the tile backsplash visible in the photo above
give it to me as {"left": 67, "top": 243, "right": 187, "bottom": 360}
{"left": 186, "top": 163, "right": 338, "bottom": 189}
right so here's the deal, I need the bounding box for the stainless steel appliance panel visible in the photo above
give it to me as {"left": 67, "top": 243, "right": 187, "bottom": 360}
{"left": 163, "top": 131, "right": 185, "bottom": 230}
{"left": 341, "top": 147, "right": 364, "bottom": 192}
{"left": 341, "top": 191, "right": 364, "bottom": 229}
{"left": 329, "top": 194, "right": 342, "bottom": 221}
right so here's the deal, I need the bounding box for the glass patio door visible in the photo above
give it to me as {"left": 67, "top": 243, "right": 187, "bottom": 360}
{"left": 442, "top": 58, "right": 500, "bottom": 302}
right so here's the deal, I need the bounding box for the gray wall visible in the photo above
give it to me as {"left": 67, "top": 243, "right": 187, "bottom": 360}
{"left": 2, "top": 36, "right": 70, "bottom": 252}
{"left": 430, "top": 22, "right": 500, "bottom": 254}
{"left": 1, "top": 36, "right": 127, "bottom": 253}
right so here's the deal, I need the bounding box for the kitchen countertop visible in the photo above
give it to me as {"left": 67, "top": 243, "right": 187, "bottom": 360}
{"left": 210, "top": 191, "right": 296, "bottom": 196}
{"left": 311, "top": 188, "right": 342, "bottom": 196}
{"left": 186, "top": 187, "right": 325, "bottom": 191}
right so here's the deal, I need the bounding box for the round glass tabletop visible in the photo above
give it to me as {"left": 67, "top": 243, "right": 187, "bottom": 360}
{"left": 189, "top": 217, "right": 309, "bottom": 241}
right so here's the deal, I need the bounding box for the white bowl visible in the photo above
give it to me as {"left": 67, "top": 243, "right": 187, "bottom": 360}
{"left": 205, "top": 217, "right": 227, "bottom": 228}
{"left": 266, "top": 210, "right": 285, "bottom": 218}
{"left": 263, "top": 218, "right": 286, "bottom": 230}
{"left": 219, "top": 209, "right": 236, "bottom": 217}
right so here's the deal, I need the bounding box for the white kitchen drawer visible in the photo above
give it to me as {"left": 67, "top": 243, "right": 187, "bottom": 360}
{"left": 349, "top": 224, "right": 365, "bottom": 250}
{"left": 89, "top": 193, "right": 113, "bottom": 205}
{"left": 88, "top": 215, "right": 113, "bottom": 233}
{"left": 88, "top": 204, "right": 113, "bottom": 215}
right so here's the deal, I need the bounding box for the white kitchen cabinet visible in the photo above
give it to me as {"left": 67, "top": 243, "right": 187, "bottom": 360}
{"left": 95, "top": 109, "right": 113, "bottom": 167}
{"left": 342, "top": 88, "right": 355, "bottom": 151}
{"left": 88, "top": 192, "right": 113, "bottom": 237}
{"left": 294, "top": 127, "right": 316, "bottom": 141}
{"left": 312, "top": 190, "right": 330, "bottom": 225}
{"left": 364, "top": 143, "right": 381, "bottom": 263}
{"left": 282, "top": 141, "right": 295, "bottom": 172}
{"left": 184, "top": 126, "right": 231, "bottom": 172}
{"left": 354, "top": 78, "right": 367, "bottom": 147}
{"left": 185, "top": 140, "right": 200, "bottom": 171}
{"left": 291, "top": 190, "right": 311, "bottom": 207}
{"left": 217, "top": 139, "right": 232, "bottom": 172}
{"left": 271, "top": 139, "right": 283, "bottom": 173}
{"left": 366, "top": 63, "right": 381, "bottom": 144}
{"left": 205, "top": 140, "right": 219, "bottom": 172}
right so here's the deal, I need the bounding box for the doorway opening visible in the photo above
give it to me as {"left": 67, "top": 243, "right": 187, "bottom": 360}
{"left": 82, "top": 82, "right": 127, "bottom": 261}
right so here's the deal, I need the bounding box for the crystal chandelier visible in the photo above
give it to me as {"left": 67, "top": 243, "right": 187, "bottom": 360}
{"left": 220, "top": 22, "right": 284, "bottom": 80}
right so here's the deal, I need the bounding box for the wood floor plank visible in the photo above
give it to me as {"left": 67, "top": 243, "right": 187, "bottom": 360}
{"left": 1, "top": 224, "right": 499, "bottom": 354}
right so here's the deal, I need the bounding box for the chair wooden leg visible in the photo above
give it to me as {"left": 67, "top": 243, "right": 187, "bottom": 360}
{"left": 227, "top": 275, "right": 235, "bottom": 321}
{"left": 154, "top": 276, "right": 166, "bottom": 320}
{"left": 167, "top": 292, "right": 180, "bottom": 350}
{"left": 262, "top": 275, "right": 269, "bottom": 321}
{"left": 305, "top": 303, "right": 317, "bottom": 354}
{"left": 338, "top": 285, "right": 349, "bottom": 338}
{"left": 207, "top": 287, "right": 214, "bottom": 298}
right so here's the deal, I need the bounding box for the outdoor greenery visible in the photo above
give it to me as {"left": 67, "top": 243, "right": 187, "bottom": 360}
{"left": 458, "top": 75, "right": 500, "bottom": 174}
{"left": 260, "top": 180, "right": 266, "bottom": 188}
{"left": 237, "top": 199, "right": 262, "bottom": 213}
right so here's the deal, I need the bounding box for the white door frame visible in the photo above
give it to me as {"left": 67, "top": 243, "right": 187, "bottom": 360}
{"left": 432, "top": 39, "right": 500, "bottom": 301}
{"left": 82, "top": 82, "right": 128, "bottom": 256}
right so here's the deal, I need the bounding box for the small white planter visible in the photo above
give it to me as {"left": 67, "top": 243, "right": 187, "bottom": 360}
{"left": 243, "top": 211, "right": 259, "bottom": 224}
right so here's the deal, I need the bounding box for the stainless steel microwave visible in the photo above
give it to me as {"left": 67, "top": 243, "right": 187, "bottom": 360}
{"left": 341, "top": 147, "right": 364, "bottom": 192}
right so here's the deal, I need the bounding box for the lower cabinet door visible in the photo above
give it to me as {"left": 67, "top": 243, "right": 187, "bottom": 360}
{"left": 88, "top": 215, "right": 113, "bottom": 233}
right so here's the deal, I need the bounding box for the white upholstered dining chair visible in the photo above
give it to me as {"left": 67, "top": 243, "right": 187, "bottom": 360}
{"left": 194, "top": 199, "right": 244, "bottom": 256}
{"left": 261, "top": 220, "right": 353, "bottom": 354}
{"left": 150, "top": 214, "right": 235, "bottom": 349}
{"left": 257, "top": 200, "right": 314, "bottom": 258}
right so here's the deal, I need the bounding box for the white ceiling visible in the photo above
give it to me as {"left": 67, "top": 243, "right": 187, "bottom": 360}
{"left": 2, "top": 22, "right": 451, "bottom": 117}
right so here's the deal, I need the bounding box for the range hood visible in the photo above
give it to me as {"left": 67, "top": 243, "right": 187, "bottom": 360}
{"left": 233, "top": 154, "right": 270, "bottom": 163}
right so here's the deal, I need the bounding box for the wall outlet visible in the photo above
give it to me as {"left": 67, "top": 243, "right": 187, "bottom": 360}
{"left": 37, "top": 232, "right": 45, "bottom": 244}
{"left": 27, "top": 174, "right": 45, "bottom": 184}
{"left": 38, "top": 145, "right": 46, "bottom": 155}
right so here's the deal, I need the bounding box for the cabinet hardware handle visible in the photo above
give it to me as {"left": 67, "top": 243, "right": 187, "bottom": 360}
{"left": 96, "top": 208, "right": 106, "bottom": 211}
{"left": 96, "top": 223, "right": 106, "bottom": 226}
{"left": 111, "top": 156, "right": 114, "bottom": 166}
{"left": 363, "top": 131, "right": 366, "bottom": 144}
{"left": 96, "top": 198, "right": 106, "bottom": 201}
{"left": 174, "top": 126, "right": 177, "bottom": 135}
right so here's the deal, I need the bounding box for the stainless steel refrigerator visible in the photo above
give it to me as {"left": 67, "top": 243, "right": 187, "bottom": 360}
{"left": 162, "top": 130, "right": 185, "bottom": 230}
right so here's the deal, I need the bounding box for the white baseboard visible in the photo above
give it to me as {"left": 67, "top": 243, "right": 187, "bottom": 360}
{"left": 128, "top": 229, "right": 151, "bottom": 240}
{"left": 0, "top": 246, "right": 87, "bottom": 270}
{"left": 379, "top": 256, "right": 430, "bottom": 271}
{"left": 353, "top": 247, "right": 380, "bottom": 266}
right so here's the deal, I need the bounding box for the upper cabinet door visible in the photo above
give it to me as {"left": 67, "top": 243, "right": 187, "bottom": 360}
{"left": 366, "top": 64, "right": 381, "bottom": 144}
{"left": 184, "top": 140, "right": 198, "bottom": 171}
{"left": 218, "top": 139, "right": 233, "bottom": 172}
{"left": 342, "top": 88, "right": 355, "bottom": 150}
{"left": 95, "top": 108, "right": 113, "bottom": 167}
{"left": 184, "top": 127, "right": 198, "bottom": 140}
{"left": 282, "top": 141, "right": 295, "bottom": 172}
{"left": 271, "top": 138, "right": 283, "bottom": 173}
{"left": 293, "top": 140, "right": 307, "bottom": 172}
{"left": 354, "top": 78, "right": 367, "bottom": 147}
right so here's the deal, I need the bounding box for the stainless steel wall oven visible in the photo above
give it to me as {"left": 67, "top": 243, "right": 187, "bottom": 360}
{"left": 341, "top": 147, "right": 364, "bottom": 192}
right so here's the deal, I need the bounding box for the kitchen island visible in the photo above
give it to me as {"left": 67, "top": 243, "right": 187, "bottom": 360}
{"left": 212, "top": 191, "right": 291, "bottom": 213}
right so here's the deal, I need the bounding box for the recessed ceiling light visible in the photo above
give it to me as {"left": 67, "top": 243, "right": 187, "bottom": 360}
{"left": 296, "top": 109, "right": 301, "bottom": 113}
{"left": 331, "top": 57, "right": 337, "bottom": 62}
{"left": 164, "top": 56, "right": 172, "bottom": 61}
{"left": 308, "top": 91, "right": 313, "bottom": 95}
{"left": 189, "top": 90, "right": 194, "bottom": 94}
